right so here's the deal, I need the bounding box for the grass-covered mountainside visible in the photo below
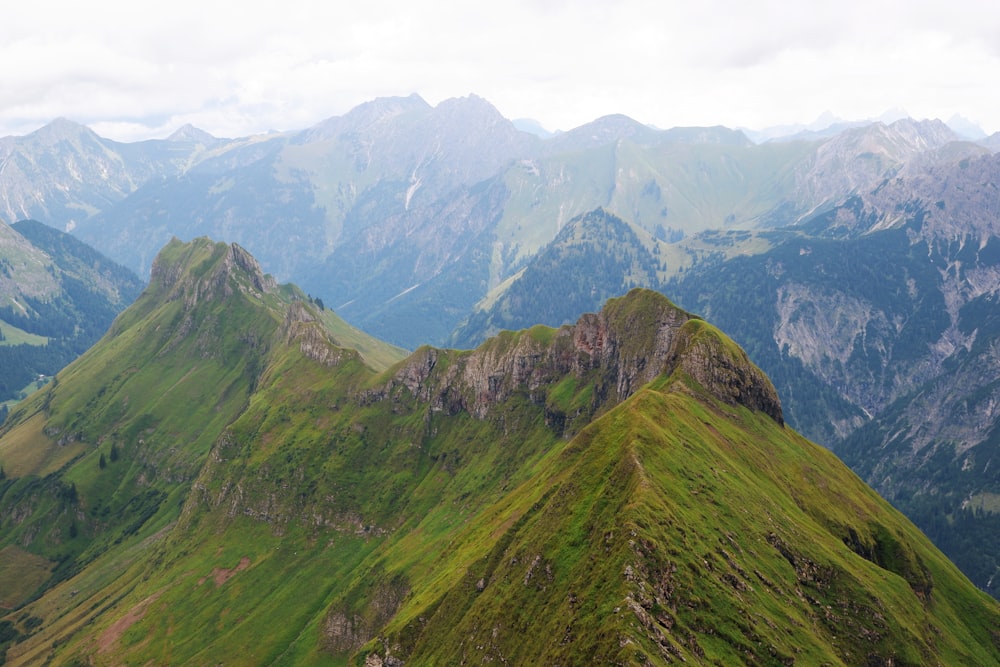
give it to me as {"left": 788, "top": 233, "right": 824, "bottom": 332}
{"left": 0, "top": 219, "right": 143, "bottom": 406}
{"left": 663, "top": 151, "right": 1000, "bottom": 598}
{"left": 1, "top": 239, "right": 997, "bottom": 665}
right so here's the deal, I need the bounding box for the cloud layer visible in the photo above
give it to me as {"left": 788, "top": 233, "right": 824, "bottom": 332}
{"left": 2, "top": 0, "right": 998, "bottom": 140}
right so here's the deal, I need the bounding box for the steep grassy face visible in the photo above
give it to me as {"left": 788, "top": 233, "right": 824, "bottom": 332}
{"left": 371, "top": 384, "right": 999, "bottom": 665}
{"left": 664, "top": 154, "right": 1000, "bottom": 597}
{"left": 0, "top": 240, "right": 276, "bottom": 606}
{"left": 0, "top": 242, "right": 997, "bottom": 665}
{"left": 0, "top": 238, "right": 404, "bottom": 660}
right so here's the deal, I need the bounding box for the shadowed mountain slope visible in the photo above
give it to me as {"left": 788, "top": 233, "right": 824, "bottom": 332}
{"left": 0, "top": 219, "right": 143, "bottom": 404}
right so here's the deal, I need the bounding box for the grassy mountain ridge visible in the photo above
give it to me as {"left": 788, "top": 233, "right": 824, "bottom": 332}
{"left": 371, "top": 384, "right": 997, "bottom": 665}
{"left": 0, "top": 239, "right": 996, "bottom": 664}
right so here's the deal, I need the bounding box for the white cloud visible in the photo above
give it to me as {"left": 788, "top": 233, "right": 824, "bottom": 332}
{"left": 1, "top": 0, "right": 998, "bottom": 140}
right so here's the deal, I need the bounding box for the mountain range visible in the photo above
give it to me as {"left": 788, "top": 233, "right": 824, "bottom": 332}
{"left": 2, "top": 94, "right": 1000, "bottom": 602}
{"left": 2, "top": 96, "right": 992, "bottom": 351}
{"left": 0, "top": 238, "right": 997, "bottom": 665}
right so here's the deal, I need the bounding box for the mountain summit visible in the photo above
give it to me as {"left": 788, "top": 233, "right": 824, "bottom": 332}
{"left": 0, "top": 239, "right": 997, "bottom": 665}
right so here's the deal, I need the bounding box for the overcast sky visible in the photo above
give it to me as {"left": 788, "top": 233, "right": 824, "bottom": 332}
{"left": 2, "top": 0, "right": 999, "bottom": 141}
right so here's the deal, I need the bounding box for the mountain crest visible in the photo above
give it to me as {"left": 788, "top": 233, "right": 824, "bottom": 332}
{"left": 544, "top": 113, "right": 660, "bottom": 153}
{"left": 166, "top": 124, "right": 218, "bottom": 144}
{"left": 28, "top": 117, "right": 95, "bottom": 145}
{"left": 381, "top": 289, "right": 782, "bottom": 428}
{"left": 149, "top": 237, "right": 276, "bottom": 307}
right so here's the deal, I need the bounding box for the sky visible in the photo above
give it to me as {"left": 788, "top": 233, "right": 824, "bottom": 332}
{"left": 2, "top": 0, "right": 999, "bottom": 142}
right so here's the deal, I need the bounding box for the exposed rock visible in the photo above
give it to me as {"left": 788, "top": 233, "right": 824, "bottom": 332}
{"left": 378, "top": 289, "right": 782, "bottom": 426}
{"left": 323, "top": 577, "right": 409, "bottom": 655}
{"left": 283, "top": 301, "right": 349, "bottom": 367}
{"left": 149, "top": 238, "right": 276, "bottom": 306}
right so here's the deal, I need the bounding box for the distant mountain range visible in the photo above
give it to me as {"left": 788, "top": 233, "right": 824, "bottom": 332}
{"left": 2, "top": 96, "right": 995, "bottom": 352}
{"left": 2, "top": 94, "right": 1000, "bottom": 599}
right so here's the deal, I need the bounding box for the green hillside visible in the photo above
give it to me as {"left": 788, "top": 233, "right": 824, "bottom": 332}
{"left": 0, "top": 240, "right": 996, "bottom": 665}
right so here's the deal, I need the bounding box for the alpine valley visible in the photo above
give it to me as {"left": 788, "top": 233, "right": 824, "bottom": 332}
{"left": 0, "top": 238, "right": 997, "bottom": 665}
{"left": 0, "top": 219, "right": 143, "bottom": 409}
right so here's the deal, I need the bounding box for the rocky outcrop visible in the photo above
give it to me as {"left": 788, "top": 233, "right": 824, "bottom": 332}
{"left": 283, "top": 301, "right": 351, "bottom": 367}
{"left": 377, "top": 289, "right": 783, "bottom": 426}
{"left": 674, "top": 321, "right": 784, "bottom": 425}
{"left": 149, "top": 238, "right": 277, "bottom": 306}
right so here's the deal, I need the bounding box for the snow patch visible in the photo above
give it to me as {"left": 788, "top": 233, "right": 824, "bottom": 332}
{"left": 386, "top": 284, "right": 421, "bottom": 304}
{"left": 405, "top": 173, "right": 422, "bottom": 211}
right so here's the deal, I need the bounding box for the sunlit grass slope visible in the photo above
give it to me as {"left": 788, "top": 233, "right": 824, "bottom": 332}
{"left": 0, "top": 239, "right": 996, "bottom": 665}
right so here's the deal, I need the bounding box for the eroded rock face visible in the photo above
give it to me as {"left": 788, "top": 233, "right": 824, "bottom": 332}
{"left": 283, "top": 301, "right": 348, "bottom": 367}
{"left": 379, "top": 289, "right": 783, "bottom": 426}
{"left": 676, "top": 325, "right": 784, "bottom": 425}
{"left": 149, "top": 238, "right": 277, "bottom": 306}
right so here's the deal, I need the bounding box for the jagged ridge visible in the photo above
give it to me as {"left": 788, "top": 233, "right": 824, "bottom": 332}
{"left": 0, "top": 239, "right": 996, "bottom": 666}
{"left": 393, "top": 288, "right": 781, "bottom": 429}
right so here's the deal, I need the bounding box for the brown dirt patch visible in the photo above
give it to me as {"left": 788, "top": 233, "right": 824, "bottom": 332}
{"left": 212, "top": 556, "right": 251, "bottom": 586}
{"left": 97, "top": 591, "right": 163, "bottom": 654}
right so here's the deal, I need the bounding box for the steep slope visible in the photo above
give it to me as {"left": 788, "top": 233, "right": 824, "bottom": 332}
{"left": 665, "top": 150, "right": 1000, "bottom": 597}
{"left": 0, "top": 240, "right": 996, "bottom": 664}
{"left": 450, "top": 208, "right": 787, "bottom": 349}
{"left": 0, "top": 238, "right": 402, "bottom": 613}
{"left": 370, "top": 374, "right": 996, "bottom": 666}
{"left": 451, "top": 208, "right": 672, "bottom": 346}
{"left": 789, "top": 118, "right": 969, "bottom": 216}
{"left": 0, "top": 219, "right": 143, "bottom": 404}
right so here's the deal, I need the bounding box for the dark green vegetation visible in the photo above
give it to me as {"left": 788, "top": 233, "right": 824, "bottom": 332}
{"left": 0, "top": 219, "right": 143, "bottom": 405}
{"left": 457, "top": 150, "right": 1000, "bottom": 601}
{"left": 0, "top": 239, "right": 996, "bottom": 665}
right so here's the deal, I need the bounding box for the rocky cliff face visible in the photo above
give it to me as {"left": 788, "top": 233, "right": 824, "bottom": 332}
{"left": 376, "top": 289, "right": 782, "bottom": 429}
{"left": 792, "top": 119, "right": 967, "bottom": 213}
{"left": 149, "top": 238, "right": 277, "bottom": 306}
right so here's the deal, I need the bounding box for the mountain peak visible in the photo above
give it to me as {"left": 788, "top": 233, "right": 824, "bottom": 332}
{"left": 301, "top": 94, "right": 431, "bottom": 142}
{"left": 148, "top": 237, "right": 276, "bottom": 306}
{"left": 29, "top": 117, "right": 96, "bottom": 144}
{"left": 166, "top": 123, "right": 217, "bottom": 144}
{"left": 886, "top": 117, "right": 958, "bottom": 149}
{"left": 601, "top": 289, "right": 784, "bottom": 423}
{"left": 570, "top": 113, "right": 654, "bottom": 140}
{"left": 435, "top": 93, "right": 503, "bottom": 116}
